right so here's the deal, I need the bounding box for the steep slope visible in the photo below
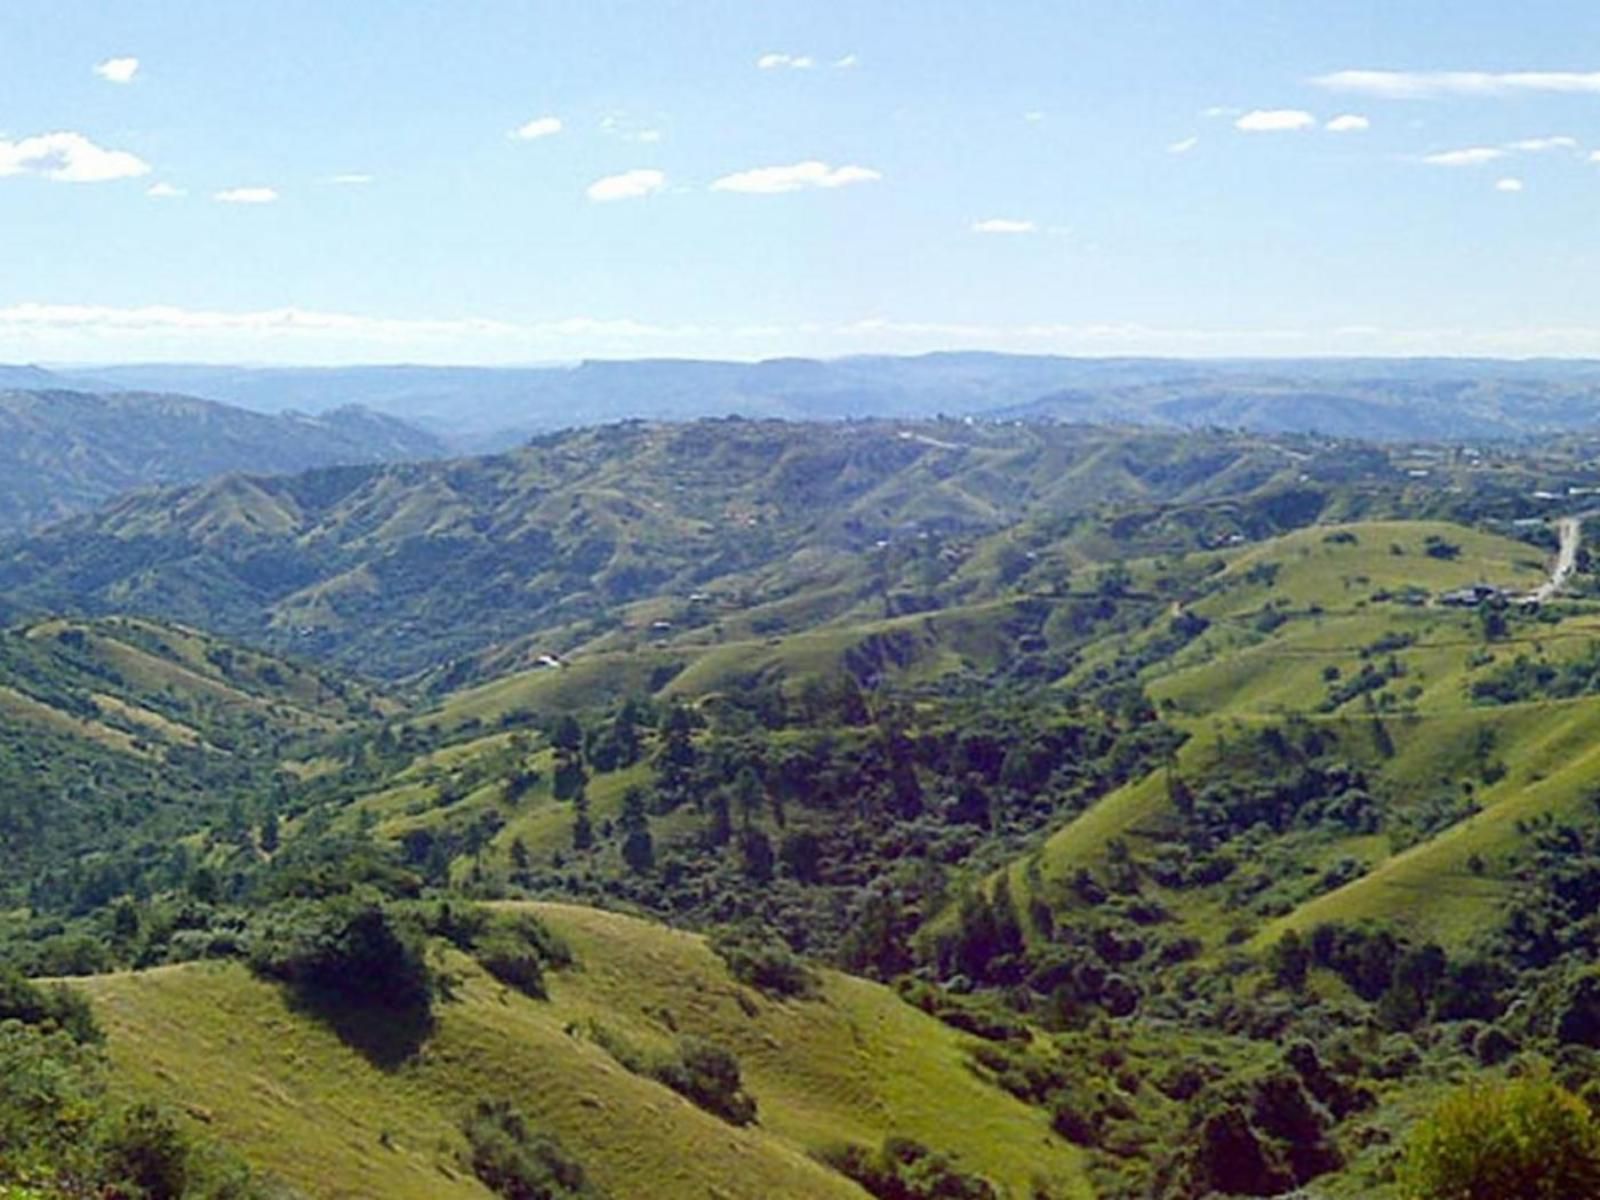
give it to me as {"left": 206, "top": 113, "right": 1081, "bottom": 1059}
{"left": 0, "top": 613, "right": 395, "bottom": 912}
{"left": 77, "top": 903, "right": 1088, "bottom": 1200}
{"left": 0, "top": 389, "right": 446, "bottom": 533}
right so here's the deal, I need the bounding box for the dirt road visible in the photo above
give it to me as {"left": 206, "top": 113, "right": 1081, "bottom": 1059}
{"left": 1528, "top": 516, "right": 1581, "bottom": 604}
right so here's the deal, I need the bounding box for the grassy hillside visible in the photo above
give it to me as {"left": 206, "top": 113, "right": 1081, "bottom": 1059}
{"left": 77, "top": 903, "right": 1087, "bottom": 1200}
{"left": 1018, "top": 519, "right": 1567, "bottom": 941}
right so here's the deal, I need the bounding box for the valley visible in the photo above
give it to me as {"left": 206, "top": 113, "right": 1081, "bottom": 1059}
{"left": 4, "top": 415, "right": 1600, "bottom": 1198}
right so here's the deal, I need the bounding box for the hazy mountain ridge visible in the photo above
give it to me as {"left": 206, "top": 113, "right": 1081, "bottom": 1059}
{"left": 49, "top": 353, "right": 1600, "bottom": 445}
{"left": 0, "top": 388, "right": 447, "bottom": 533}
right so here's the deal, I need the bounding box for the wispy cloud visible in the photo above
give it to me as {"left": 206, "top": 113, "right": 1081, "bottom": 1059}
{"left": 586, "top": 168, "right": 666, "bottom": 202}
{"left": 93, "top": 56, "right": 140, "bottom": 84}
{"left": 1325, "top": 114, "right": 1370, "bottom": 133}
{"left": 1507, "top": 136, "right": 1578, "bottom": 152}
{"left": 145, "top": 182, "right": 185, "bottom": 198}
{"left": 1235, "top": 109, "right": 1317, "bottom": 132}
{"left": 600, "top": 114, "right": 663, "bottom": 144}
{"left": 711, "top": 160, "right": 881, "bottom": 194}
{"left": 214, "top": 186, "right": 279, "bottom": 204}
{"left": 1496, "top": 177, "right": 1525, "bottom": 192}
{"left": 1312, "top": 69, "right": 1600, "bottom": 98}
{"left": 972, "top": 218, "right": 1037, "bottom": 234}
{"left": 0, "top": 132, "right": 149, "bottom": 182}
{"left": 757, "top": 53, "right": 815, "bottom": 70}
{"left": 22, "top": 302, "right": 1600, "bottom": 360}
{"left": 1167, "top": 136, "right": 1199, "bottom": 154}
{"left": 1421, "top": 146, "right": 1505, "bottom": 167}
{"left": 329, "top": 173, "right": 372, "bottom": 185}
{"left": 512, "top": 116, "right": 562, "bottom": 141}
{"left": 1202, "top": 105, "right": 1240, "bottom": 118}
{"left": 834, "top": 54, "right": 859, "bottom": 69}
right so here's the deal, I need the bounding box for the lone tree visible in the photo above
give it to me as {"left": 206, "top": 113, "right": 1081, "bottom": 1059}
{"left": 620, "top": 787, "right": 654, "bottom": 874}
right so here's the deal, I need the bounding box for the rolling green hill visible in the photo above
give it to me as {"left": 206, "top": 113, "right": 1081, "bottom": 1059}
{"left": 10, "top": 419, "right": 1600, "bottom": 1199}
{"left": 76, "top": 902, "right": 1088, "bottom": 1200}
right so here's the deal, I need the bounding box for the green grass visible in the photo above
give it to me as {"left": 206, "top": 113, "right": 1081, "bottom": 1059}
{"left": 75, "top": 903, "right": 1090, "bottom": 1200}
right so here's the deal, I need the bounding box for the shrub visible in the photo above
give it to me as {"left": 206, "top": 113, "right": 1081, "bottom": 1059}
{"left": 99, "top": 1103, "right": 192, "bottom": 1200}
{"left": 817, "top": 1137, "right": 998, "bottom": 1200}
{"left": 473, "top": 912, "right": 574, "bottom": 1000}
{"left": 709, "top": 925, "right": 817, "bottom": 999}
{"left": 652, "top": 1036, "right": 758, "bottom": 1127}
{"left": 248, "top": 897, "right": 433, "bottom": 1011}
{"left": 0, "top": 969, "right": 101, "bottom": 1044}
{"left": 1399, "top": 1074, "right": 1600, "bottom": 1199}
{"left": 586, "top": 1025, "right": 757, "bottom": 1127}
{"left": 462, "top": 1099, "right": 605, "bottom": 1200}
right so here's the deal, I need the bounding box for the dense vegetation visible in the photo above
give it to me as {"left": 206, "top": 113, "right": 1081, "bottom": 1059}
{"left": 6, "top": 419, "right": 1600, "bottom": 1196}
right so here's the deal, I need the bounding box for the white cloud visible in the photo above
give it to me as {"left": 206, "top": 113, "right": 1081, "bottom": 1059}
{"left": 1023, "top": 110, "right": 1045, "bottom": 122}
{"left": 1312, "top": 69, "right": 1600, "bottom": 98}
{"left": 1421, "top": 146, "right": 1505, "bottom": 167}
{"left": 1234, "top": 109, "right": 1317, "bottom": 132}
{"left": 145, "top": 182, "right": 185, "bottom": 198}
{"left": 1202, "top": 105, "right": 1240, "bottom": 118}
{"left": 972, "top": 218, "right": 1037, "bottom": 234}
{"left": 329, "top": 173, "right": 372, "bottom": 185}
{"left": 1325, "top": 114, "right": 1370, "bottom": 132}
{"left": 0, "top": 131, "right": 150, "bottom": 182}
{"left": 757, "top": 53, "right": 814, "bottom": 70}
{"left": 710, "top": 160, "right": 881, "bottom": 193}
{"left": 214, "top": 186, "right": 279, "bottom": 204}
{"left": 1496, "top": 177, "right": 1525, "bottom": 192}
{"left": 512, "top": 116, "right": 562, "bottom": 140}
{"left": 834, "top": 54, "right": 859, "bottom": 69}
{"left": 1167, "top": 136, "right": 1199, "bottom": 154}
{"left": 1591, "top": 150, "right": 1600, "bottom": 164}
{"left": 93, "top": 56, "right": 139, "bottom": 84}
{"left": 1507, "top": 136, "right": 1578, "bottom": 152}
{"left": 586, "top": 168, "right": 666, "bottom": 202}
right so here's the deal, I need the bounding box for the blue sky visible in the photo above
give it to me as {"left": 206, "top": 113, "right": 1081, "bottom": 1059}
{"left": 6, "top": 0, "right": 1600, "bottom": 363}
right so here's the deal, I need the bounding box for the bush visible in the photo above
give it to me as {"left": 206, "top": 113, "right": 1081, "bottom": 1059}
{"left": 586, "top": 1025, "right": 757, "bottom": 1127}
{"left": 817, "top": 1137, "right": 998, "bottom": 1200}
{"left": 100, "top": 1103, "right": 192, "bottom": 1200}
{"left": 462, "top": 1099, "right": 604, "bottom": 1200}
{"left": 709, "top": 925, "right": 817, "bottom": 999}
{"left": 1400, "top": 1074, "right": 1600, "bottom": 1199}
{"left": 248, "top": 897, "right": 433, "bottom": 1011}
{"left": 652, "top": 1036, "right": 758, "bottom": 1127}
{"left": 473, "top": 913, "right": 574, "bottom": 1000}
{"left": 0, "top": 969, "right": 101, "bottom": 1044}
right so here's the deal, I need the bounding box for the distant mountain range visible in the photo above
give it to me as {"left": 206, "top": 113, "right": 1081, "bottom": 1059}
{"left": 26, "top": 353, "right": 1600, "bottom": 445}
{"left": 0, "top": 389, "right": 446, "bottom": 533}
{"left": 1, "top": 353, "right": 1600, "bottom": 540}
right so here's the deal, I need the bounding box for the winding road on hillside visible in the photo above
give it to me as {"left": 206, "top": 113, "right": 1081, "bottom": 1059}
{"left": 1528, "top": 516, "right": 1582, "bottom": 604}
